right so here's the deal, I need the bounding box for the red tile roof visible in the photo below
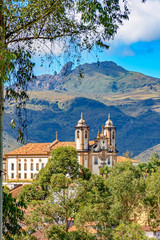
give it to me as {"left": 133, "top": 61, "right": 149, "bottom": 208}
{"left": 5, "top": 143, "right": 50, "bottom": 156}
{"left": 9, "top": 184, "right": 25, "bottom": 198}
{"left": 117, "top": 156, "right": 139, "bottom": 163}
{"left": 5, "top": 140, "right": 95, "bottom": 156}
{"left": 50, "top": 141, "right": 76, "bottom": 150}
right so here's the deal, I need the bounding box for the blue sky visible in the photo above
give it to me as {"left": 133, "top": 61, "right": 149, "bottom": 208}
{"left": 33, "top": 0, "right": 160, "bottom": 78}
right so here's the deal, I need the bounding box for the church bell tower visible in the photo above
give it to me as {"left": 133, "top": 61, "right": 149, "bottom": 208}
{"left": 75, "top": 113, "right": 89, "bottom": 151}
{"left": 104, "top": 113, "right": 116, "bottom": 148}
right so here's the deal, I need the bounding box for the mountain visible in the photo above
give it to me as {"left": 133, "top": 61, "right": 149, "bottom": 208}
{"left": 4, "top": 94, "right": 160, "bottom": 158}
{"left": 28, "top": 61, "right": 160, "bottom": 94}
{"left": 135, "top": 144, "right": 160, "bottom": 162}
{"left": 4, "top": 61, "right": 160, "bottom": 159}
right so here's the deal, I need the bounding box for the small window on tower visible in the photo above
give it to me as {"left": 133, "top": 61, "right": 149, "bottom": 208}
{"left": 94, "top": 157, "right": 98, "bottom": 165}
{"left": 108, "top": 158, "right": 110, "bottom": 165}
{"left": 85, "top": 131, "right": 87, "bottom": 138}
{"left": 112, "top": 131, "right": 115, "bottom": 139}
{"left": 77, "top": 131, "right": 79, "bottom": 138}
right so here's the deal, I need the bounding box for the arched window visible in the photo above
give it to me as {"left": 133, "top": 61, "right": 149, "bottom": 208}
{"left": 77, "top": 131, "right": 79, "bottom": 138}
{"left": 85, "top": 131, "right": 87, "bottom": 138}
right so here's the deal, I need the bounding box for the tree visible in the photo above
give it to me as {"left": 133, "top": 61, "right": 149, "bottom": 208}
{"left": 18, "top": 183, "right": 45, "bottom": 203}
{"left": 144, "top": 168, "right": 160, "bottom": 228}
{"left": 107, "top": 162, "right": 145, "bottom": 224}
{"left": 37, "top": 146, "right": 80, "bottom": 193}
{"left": 112, "top": 222, "right": 151, "bottom": 240}
{"left": 3, "top": 192, "right": 26, "bottom": 240}
{"left": 138, "top": 154, "right": 160, "bottom": 177}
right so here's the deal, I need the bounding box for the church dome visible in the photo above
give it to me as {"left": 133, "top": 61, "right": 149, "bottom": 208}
{"left": 105, "top": 113, "right": 113, "bottom": 127}
{"left": 76, "top": 113, "right": 87, "bottom": 127}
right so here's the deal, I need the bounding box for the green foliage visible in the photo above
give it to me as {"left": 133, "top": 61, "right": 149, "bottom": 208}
{"left": 18, "top": 184, "right": 45, "bottom": 203}
{"left": 138, "top": 153, "right": 160, "bottom": 176}
{"left": 50, "top": 146, "right": 80, "bottom": 178}
{"left": 22, "top": 154, "right": 160, "bottom": 239}
{"left": 38, "top": 146, "right": 80, "bottom": 191}
{"left": 107, "top": 162, "right": 145, "bottom": 223}
{"left": 3, "top": 192, "right": 26, "bottom": 240}
{"left": 112, "top": 222, "right": 149, "bottom": 240}
{"left": 80, "top": 165, "right": 92, "bottom": 180}
{"left": 143, "top": 168, "right": 160, "bottom": 228}
{"left": 3, "top": 185, "right": 10, "bottom": 194}
{"left": 45, "top": 224, "right": 68, "bottom": 240}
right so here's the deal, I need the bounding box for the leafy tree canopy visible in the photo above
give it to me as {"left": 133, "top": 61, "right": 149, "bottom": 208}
{"left": 3, "top": 192, "right": 26, "bottom": 240}
{"left": 112, "top": 222, "right": 151, "bottom": 240}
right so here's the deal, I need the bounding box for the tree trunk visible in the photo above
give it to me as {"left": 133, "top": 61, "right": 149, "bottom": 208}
{"left": 0, "top": 0, "right": 5, "bottom": 238}
{"left": 0, "top": 82, "right": 4, "bottom": 240}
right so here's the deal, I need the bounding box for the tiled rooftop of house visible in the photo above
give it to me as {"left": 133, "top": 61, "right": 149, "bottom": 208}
{"left": 117, "top": 156, "right": 139, "bottom": 163}
{"left": 5, "top": 143, "right": 50, "bottom": 156}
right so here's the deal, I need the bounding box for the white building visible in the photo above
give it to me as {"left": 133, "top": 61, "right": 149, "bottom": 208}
{"left": 4, "top": 113, "right": 118, "bottom": 181}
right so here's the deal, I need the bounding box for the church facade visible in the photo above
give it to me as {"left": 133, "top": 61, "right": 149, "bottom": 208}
{"left": 4, "top": 113, "right": 118, "bottom": 181}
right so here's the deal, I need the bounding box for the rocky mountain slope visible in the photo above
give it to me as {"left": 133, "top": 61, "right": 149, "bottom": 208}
{"left": 4, "top": 61, "right": 160, "bottom": 160}
{"left": 29, "top": 61, "right": 160, "bottom": 94}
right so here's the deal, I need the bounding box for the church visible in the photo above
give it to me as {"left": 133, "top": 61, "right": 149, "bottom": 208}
{"left": 4, "top": 113, "right": 118, "bottom": 181}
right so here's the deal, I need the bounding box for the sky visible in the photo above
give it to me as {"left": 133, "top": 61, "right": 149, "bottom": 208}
{"left": 33, "top": 0, "right": 160, "bottom": 78}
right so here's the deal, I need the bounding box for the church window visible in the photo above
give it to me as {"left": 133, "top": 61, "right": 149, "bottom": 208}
{"left": 24, "top": 163, "right": 27, "bottom": 171}
{"left": 18, "top": 163, "right": 21, "bottom": 171}
{"left": 36, "top": 163, "right": 39, "bottom": 171}
{"left": 18, "top": 173, "right": 21, "bottom": 179}
{"left": 102, "top": 155, "right": 105, "bottom": 160}
{"left": 112, "top": 131, "right": 115, "bottom": 139}
{"left": 108, "top": 158, "right": 110, "bottom": 165}
{"left": 31, "top": 173, "right": 33, "bottom": 179}
{"left": 30, "top": 163, "right": 33, "bottom": 171}
{"left": 24, "top": 173, "right": 27, "bottom": 179}
{"left": 85, "top": 131, "right": 87, "bottom": 138}
{"left": 11, "top": 163, "right": 14, "bottom": 171}
{"left": 77, "top": 131, "right": 80, "bottom": 138}
{"left": 41, "top": 163, "right": 44, "bottom": 168}
{"left": 11, "top": 173, "right": 14, "bottom": 179}
{"left": 94, "top": 156, "right": 98, "bottom": 165}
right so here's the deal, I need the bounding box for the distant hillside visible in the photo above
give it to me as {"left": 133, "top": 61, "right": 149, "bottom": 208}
{"left": 29, "top": 61, "right": 160, "bottom": 94}
{"left": 135, "top": 144, "right": 160, "bottom": 162}
{"left": 4, "top": 95, "right": 160, "bottom": 157}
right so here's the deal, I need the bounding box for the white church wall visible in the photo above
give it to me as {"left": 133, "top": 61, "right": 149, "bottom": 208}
{"left": 84, "top": 155, "right": 88, "bottom": 168}
{"left": 83, "top": 130, "right": 89, "bottom": 150}
{"left": 99, "top": 139, "right": 107, "bottom": 150}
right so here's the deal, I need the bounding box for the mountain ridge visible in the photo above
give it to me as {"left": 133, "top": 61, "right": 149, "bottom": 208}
{"left": 28, "top": 61, "right": 160, "bottom": 94}
{"left": 4, "top": 61, "right": 160, "bottom": 159}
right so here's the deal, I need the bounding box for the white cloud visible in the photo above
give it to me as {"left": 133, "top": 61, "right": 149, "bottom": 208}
{"left": 116, "top": 0, "right": 160, "bottom": 44}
